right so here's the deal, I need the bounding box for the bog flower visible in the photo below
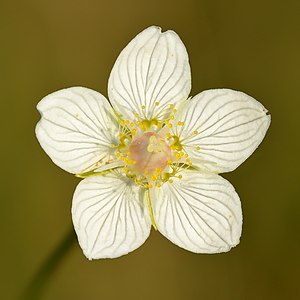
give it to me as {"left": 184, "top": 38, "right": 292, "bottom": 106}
{"left": 36, "top": 26, "right": 270, "bottom": 259}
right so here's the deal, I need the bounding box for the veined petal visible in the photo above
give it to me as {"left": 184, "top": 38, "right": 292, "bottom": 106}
{"left": 36, "top": 87, "right": 119, "bottom": 174}
{"left": 174, "top": 89, "right": 271, "bottom": 173}
{"left": 72, "top": 171, "right": 151, "bottom": 259}
{"left": 151, "top": 171, "right": 242, "bottom": 253}
{"left": 108, "top": 26, "right": 191, "bottom": 121}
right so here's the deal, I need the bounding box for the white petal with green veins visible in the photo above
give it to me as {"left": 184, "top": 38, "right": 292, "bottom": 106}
{"left": 108, "top": 26, "right": 191, "bottom": 121}
{"left": 151, "top": 170, "right": 242, "bottom": 253}
{"left": 174, "top": 89, "right": 271, "bottom": 173}
{"left": 72, "top": 171, "right": 151, "bottom": 259}
{"left": 36, "top": 87, "right": 119, "bottom": 174}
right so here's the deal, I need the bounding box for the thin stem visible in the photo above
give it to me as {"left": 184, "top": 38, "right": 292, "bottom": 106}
{"left": 19, "top": 228, "right": 76, "bottom": 300}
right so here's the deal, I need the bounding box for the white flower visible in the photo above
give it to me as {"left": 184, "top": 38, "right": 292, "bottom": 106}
{"left": 35, "top": 26, "right": 270, "bottom": 259}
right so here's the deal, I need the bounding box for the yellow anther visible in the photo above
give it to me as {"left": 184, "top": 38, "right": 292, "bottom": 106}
{"left": 168, "top": 123, "right": 172, "bottom": 128}
{"left": 134, "top": 113, "right": 139, "bottom": 118}
{"left": 196, "top": 146, "right": 200, "bottom": 151}
{"left": 168, "top": 179, "right": 173, "bottom": 183}
{"left": 173, "top": 109, "right": 177, "bottom": 114}
{"left": 175, "top": 152, "right": 181, "bottom": 159}
{"left": 155, "top": 102, "right": 159, "bottom": 106}
{"left": 130, "top": 122, "right": 134, "bottom": 127}
{"left": 184, "top": 153, "right": 188, "bottom": 158}
{"left": 178, "top": 121, "right": 184, "bottom": 126}
{"left": 150, "top": 175, "right": 157, "bottom": 181}
{"left": 125, "top": 120, "right": 130, "bottom": 125}
{"left": 110, "top": 144, "right": 115, "bottom": 148}
{"left": 170, "top": 115, "right": 174, "bottom": 120}
{"left": 142, "top": 105, "right": 146, "bottom": 110}
{"left": 156, "top": 183, "right": 161, "bottom": 188}
{"left": 149, "top": 184, "right": 153, "bottom": 188}
{"left": 166, "top": 133, "right": 171, "bottom": 139}
{"left": 144, "top": 170, "right": 149, "bottom": 175}
{"left": 167, "top": 160, "right": 172, "bottom": 165}
{"left": 170, "top": 104, "right": 174, "bottom": 109}
{"left": 131, "top": 129, "right": 137, "bottom": 135}
{"left": 164, "top": 120, "right": 169, "bottom": 124}
{"left": 194, "top": 130, "right": 199, "bottom": 135}
{"left": 178, "top": 175, "right": 183, "bottom": 179}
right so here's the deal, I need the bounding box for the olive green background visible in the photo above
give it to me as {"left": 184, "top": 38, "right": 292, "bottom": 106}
{"left": 1, "top": 0, "right": 299, "bottom": 299}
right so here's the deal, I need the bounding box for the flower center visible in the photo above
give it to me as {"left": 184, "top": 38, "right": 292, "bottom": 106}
{"left": 110, "top": 103, "right": 200, "bottom": 188}
{"left": 129, "top": 132, "right": 171, "bottom": 175}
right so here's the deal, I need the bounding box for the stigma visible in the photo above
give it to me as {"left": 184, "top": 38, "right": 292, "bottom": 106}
{"left": 129, "top": 132, "right": 171, "bottom": 175}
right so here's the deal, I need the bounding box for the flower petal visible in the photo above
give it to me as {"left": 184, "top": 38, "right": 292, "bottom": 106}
{"left": 108, "top": 26, "right": 191, "bottom": 121}
{"left": 36, "top": 87, "right": 119, "bottom": 174}
{"left": 72, "top": 171, "right": 151, "bottom": 259}
{"left": 151, "top": 171, "right": 242, "bottom": 253}
{"left": 175, "top": 89, "right": 271, "bottom": 173}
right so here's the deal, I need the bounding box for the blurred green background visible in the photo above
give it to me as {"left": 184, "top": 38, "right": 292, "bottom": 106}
{"left": 1, "top": 0, "right": 299, "bottom": 299}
